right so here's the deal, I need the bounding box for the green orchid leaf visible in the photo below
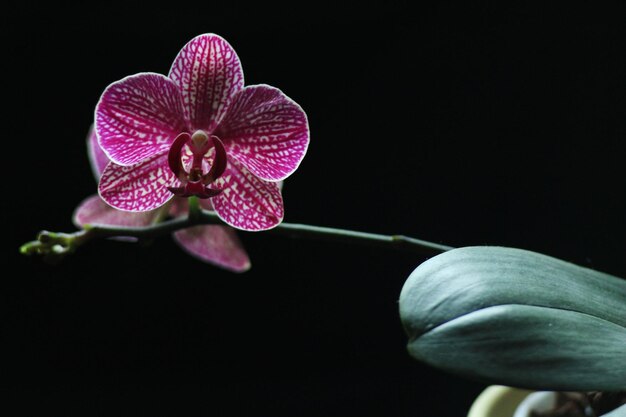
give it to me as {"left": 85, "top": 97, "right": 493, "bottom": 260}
{"left": 399, "top": 246, "right": 626, "bottom": 391}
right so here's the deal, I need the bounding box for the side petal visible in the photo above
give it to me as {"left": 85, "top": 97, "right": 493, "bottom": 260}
{"left": 73, "top": 194, "right": 160, "bottom": 228}
{"left": 96, "top": 73, "right": 187, "bottom": 166}
{"left": 173, "top": 225, "right": 251, "bottom": 272}
{"left": 169, "top": 34, "right": 244, "bottom": 132}
{"left": 211, "top": 158, "right": 284, "bottom": 231}
{"left": 98, "top": 154, "right": 176, "bottom": 212}
{"left": 216, "top": 85, "right": 309, "bottom": 182}
{"left": 87, "top": 125, "right": 110, "bottom": 180}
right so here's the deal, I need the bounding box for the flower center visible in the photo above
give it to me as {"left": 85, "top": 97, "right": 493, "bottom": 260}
{"left": 167, "top": 130, "right": 228, "bottom": 199}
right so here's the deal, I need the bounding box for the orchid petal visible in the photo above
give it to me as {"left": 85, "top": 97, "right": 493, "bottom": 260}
{"left": 211, "top": 158, "right": 284, "bottom": 231}
{"left": 216, "top": 85, "right": 309, "bottom": 181}
{"left": 87, "top": 125, "right": 109, "bottom": 179}
{"left": 98, "top": 154, "right": 176, "bottom": 212}
{"left": 96, "top": 73, "right": 186, "bottom": 166}
{"left": 173, "top": 225, "right": 250, "bottom": 272}
{"left": 169, "top": 34, "right": 244, "bottom": 132}
{"left": 73, "top": 194, "right": 160, "bottom": 228}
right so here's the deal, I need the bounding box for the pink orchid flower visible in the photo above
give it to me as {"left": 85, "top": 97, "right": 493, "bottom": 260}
{"left": 96, "top": 33, "right": 309, "bottom": 231}
{"left": 73, "top": 127, "right": 251, "bottom": 272}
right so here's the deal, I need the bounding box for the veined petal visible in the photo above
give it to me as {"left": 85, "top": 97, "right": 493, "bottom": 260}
{"left": 73, "top": 194, "right": 160, "bottom": 228}
{"left": 217, "top": 85, "right": 309, "bottom": 182}
{"left": 98, "top": 154, "right": 176, "bottom": 212}
{"left": 96, "top": 73, "right": 187, "bottom": 166}
{"left": 173, "top": 226, "right": 250, "bottom": 272}
{"left": 211, "top": 158, "right": 284, "bottom": 231}
{"left": 169, "top": 34, "right": 244, "bottom": 132}
{"left": 87, "top": 125, "right": 109, "bottom": 179}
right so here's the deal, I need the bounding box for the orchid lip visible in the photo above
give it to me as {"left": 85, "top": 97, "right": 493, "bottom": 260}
{"left": 167, "top": 131, "right": 228, "bottom": 199}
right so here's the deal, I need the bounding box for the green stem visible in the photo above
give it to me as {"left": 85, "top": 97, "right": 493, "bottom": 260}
{"left": 20, "top": 209, "right": 453, "bottom": 259}
{"left": 266, "top": 222, "right": 453, "bottom": 254}
{"left": 187, "top": 196, "right": 201, "bottom": 222}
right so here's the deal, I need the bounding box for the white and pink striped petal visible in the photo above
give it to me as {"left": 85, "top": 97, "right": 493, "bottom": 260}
{"left": 73, "top": 194, "right": 160, "bottom": 228}
{"left": 173, "top": 225, "right": 250, "bottom": 272}
{"left": 169, "top": 34, "right": 244, "bottom": 132}
{"left": 87, "top": 125, "right": 109, "bottom": 179}
{"left": 96, "top": 73, "right": 187, "bottom": 166}
{"left": 98, "top": 154, "right": 176, "bottom": 212}
{"left": 211, "top": 159, "right": 284, "bottom": 231}
{"left": 216, "top": 85, "right": 309, "bottom": 182}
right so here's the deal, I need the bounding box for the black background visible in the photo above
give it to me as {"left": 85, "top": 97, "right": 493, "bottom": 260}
{"left": 6, "top": 2, "right": 626, "bottom": 416}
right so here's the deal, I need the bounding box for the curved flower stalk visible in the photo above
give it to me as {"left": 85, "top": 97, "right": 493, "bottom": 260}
{"left": 20, "top": 34, "right": 452, "bottom": 264}
{"left": 96, "top": 33, "right": 309, "bottom": 231}
{"left": 74, "top": 127, "right": 250, "bottom": 272}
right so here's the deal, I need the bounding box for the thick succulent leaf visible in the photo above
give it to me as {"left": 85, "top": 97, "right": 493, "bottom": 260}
{"left": 216, "top": 84, "right": 309, "bottom": 181}
{"left": 604, "top": 405, "right": 626, "bottom": 417}
{"left": 399, "top": 246, "right": 626, "bottom": 391}
{"left": 169, "top": 33, "right": 244, "bottom": 132}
